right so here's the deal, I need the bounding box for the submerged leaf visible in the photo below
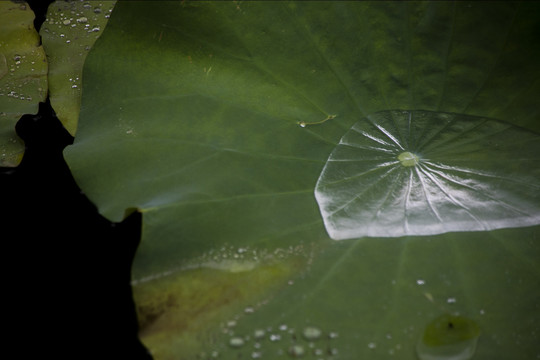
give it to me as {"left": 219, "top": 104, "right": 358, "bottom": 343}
{"left": 315, "top": 110, "right": 540, "bottom": 239}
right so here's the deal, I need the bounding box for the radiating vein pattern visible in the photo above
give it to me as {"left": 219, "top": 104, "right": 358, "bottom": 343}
{"left": 315, "top": 110, "right": 540, "bottom": 239}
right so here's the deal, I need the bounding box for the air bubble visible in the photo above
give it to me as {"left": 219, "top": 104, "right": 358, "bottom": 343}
{"left": 302, "top": 326, "right": 322, "bottom": 341}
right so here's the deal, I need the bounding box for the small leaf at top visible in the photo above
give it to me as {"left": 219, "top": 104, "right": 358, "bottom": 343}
{"left": 315, "top": 110, "right": 540, "bottom": 239}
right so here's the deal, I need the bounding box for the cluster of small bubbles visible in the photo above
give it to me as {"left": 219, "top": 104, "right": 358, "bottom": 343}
{"left": 184, "top": 243, "right": 313, "bottom": 272}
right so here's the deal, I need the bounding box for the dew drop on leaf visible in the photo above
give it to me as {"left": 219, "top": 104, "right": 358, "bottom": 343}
{"left": 302, "top": 326, "right": 322, "bottom": 341}
{"left": 229, "top": 337, "right": 245, "bottom": 348}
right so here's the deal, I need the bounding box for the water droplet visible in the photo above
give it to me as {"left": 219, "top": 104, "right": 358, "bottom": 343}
{"left": 279, "top": 324, "right": 288, "bottom": 331}
{"left": 302, "top": 326, "right": 322, "bottom": 341}
{"left": 328, "top": 332, "right": 339, "bottom": 339}
{"left": 416, "top": 279, "right": 425, "bottom": 285}
{"left": 368, "top": 342, "right": 377, "bottom": 349}
{"left": 269, "top": 334, "right": 281, "bottom": 342}
{"left": 398, "top": 151, "right": 420, "bottom": 167}
{"left": 251, "top": 329, "right": 265, "bottom": 340}
{"left": 447, "top": 297, "right": 457, "bottom": 304}
{"left": 71, "top": 84, "right": 78, "bottom": 88}
{"left": 77, "top": 17, "right": 88, "bottom": 23}
{"left": 89, "top": 26, "right": 101, "bottom": 33}
{"left": 329, "top": 348, "right": 339, "bottom": 355}
{"left": 83, "top": 2, "right": 91, "bottom": 9}
{"left": 244, "top": 306, "right": 255, "bottom": 314}
{"left": 94, "top": 7, "right": 102, "bottom": 13}
{"left": 63, "top": 19, "right": 71, "bottom": 25}
{"left": 251, "top": 352, "right": 262, "bottom": 359}
{"left": 416, "top": 314, "right": 480, "bottom": 360}
{"left": 288, "top": 344, "right": 305, "bottom": 358}
{"left": 226, "top": 320, "right": 237, "bottom": 328}
{"left": 13, "top": 55, "right": 21, "bottom": 62}
{"left": 229, "top": 337, "right": 245, "bottom": 348}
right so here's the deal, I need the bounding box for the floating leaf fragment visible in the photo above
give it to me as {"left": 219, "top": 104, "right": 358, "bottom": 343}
{"left": 416, "top": 314, "right": 480, "bottom": 360}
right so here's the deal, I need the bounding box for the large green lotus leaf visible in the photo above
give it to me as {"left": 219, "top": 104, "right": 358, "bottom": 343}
{"left": 40, "top": 0, "right": 116, "bottom": 136}
{"left": 63, "top": 1, "right": 540, "bottom": 358}
{"left": 0, "top": 1, "right": 48, "bottom": 166}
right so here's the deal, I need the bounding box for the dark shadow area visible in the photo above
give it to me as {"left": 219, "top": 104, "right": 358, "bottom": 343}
{"left": 1, "top": 1, "right": 152, "bottom": 358}
{"left": 1, "top": 99, "right": 152, "bottom": 359}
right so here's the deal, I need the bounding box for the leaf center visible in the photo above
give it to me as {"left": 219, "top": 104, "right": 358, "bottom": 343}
{"left": 398, "top": 151, "right": 419, "bottom": 167}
